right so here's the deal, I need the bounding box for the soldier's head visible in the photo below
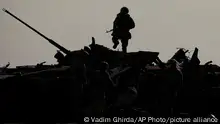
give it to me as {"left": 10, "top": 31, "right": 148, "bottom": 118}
{"left": 100, "top": 61, "right": 109, "bottom": 71}
{"left": 120, "top": 7, "right": 129, "bottom": 14}
{"left": 166, "top": 59, "right": 180, "bottom": 70}
{"left": 84, "top": 46, "right": 91, "bottom": 54}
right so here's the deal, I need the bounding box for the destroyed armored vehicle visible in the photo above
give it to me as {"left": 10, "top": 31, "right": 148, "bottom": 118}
{"left": 1, "top": 8, "right": 220, "bottom": 122}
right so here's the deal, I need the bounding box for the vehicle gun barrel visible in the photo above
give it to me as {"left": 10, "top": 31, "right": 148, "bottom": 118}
{"left": 2, "top": 8, "right": 70, "bottom": 54}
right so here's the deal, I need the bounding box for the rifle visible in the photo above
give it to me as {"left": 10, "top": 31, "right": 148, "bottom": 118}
{"left": 106, "top": 29, "right": 113, "bottom": 33}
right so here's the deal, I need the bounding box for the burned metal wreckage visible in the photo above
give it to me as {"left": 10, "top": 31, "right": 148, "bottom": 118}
{"left": 1, "top": 8, "right": 220, "bottom": 122}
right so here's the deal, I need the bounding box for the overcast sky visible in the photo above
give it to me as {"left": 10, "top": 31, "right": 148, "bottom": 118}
{"left": 1, "top": 0, "right": 220, "bottom": 67}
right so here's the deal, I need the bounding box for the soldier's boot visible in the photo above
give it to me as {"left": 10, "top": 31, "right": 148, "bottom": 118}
{"left": 122, "top": 47, "right": 127, "bottom": 53}
{"left": 112, "top": 37, "right": 119, "bottom": 49}
{"left": 122, "top": 39, "right": 128, "bottom": 53}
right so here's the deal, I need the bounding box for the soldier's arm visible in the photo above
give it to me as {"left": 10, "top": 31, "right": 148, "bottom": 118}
{"left": 113, "top": 15, "right": 120, "bottom": 29}
{"left": 106, "top": 72, "right": 117, "bottom": 87}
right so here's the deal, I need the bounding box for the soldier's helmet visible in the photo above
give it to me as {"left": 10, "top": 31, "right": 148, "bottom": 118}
{"left": 84, "top": 46, "right": 91, "bottom": 52}
{"left": 120, "top": 7, "right": 129, "bottom": 14}
{"left": 167, "top": 59, "right": 180, "bottom": 70}
{"left": 100, "top": 61, "right": 109, "bottom": 71}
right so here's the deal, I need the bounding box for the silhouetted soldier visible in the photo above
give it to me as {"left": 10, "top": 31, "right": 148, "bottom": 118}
{"left": 99, "top": 61, "right": 117, "bottom": 107}
{"left": 164, "top": 59, "right": 183, "bottom": 116}
{"left": 83, "top": 61, "right": 116, "bottom": 116}
{"left": 111, "top": 7, "right": 135, "bottom": 53}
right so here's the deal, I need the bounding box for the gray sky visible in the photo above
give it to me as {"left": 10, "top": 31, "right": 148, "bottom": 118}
{"left": 1, "top": 0, "right": 220, "bottom": 67}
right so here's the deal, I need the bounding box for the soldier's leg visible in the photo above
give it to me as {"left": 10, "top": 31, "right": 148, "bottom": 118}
{"left": 112, "top": 36, "right": 119, "bottom": 49}
{"left": 121, "top": 39, "right": 129, "bottom": 53}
